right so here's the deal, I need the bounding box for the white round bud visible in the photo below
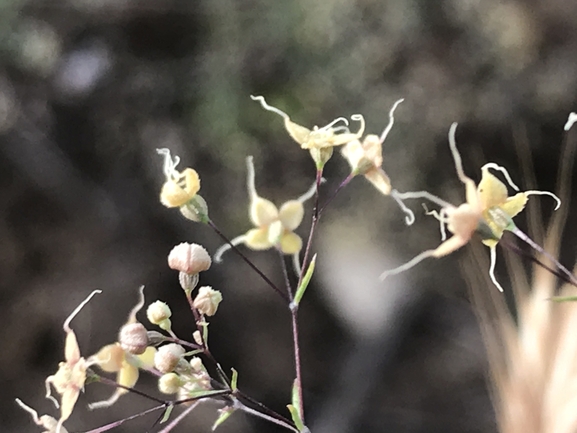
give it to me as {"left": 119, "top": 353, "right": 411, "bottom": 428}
{"left": 147, "top": 301, "right": 172, "bottom": 326}
{"left": 158, "top": 372, "right": 183, "bottom": 394}
{"left": 168, "top": 243, "right": 211, "bottom": 275}
{"left": 118, "top": 322, "right": 149, "bottom": 355}
{"left": 192, "top": 286, "right": 223, "bottom": 316}
{"left": 154, "top": 343, "right": 186, "bottom": 373}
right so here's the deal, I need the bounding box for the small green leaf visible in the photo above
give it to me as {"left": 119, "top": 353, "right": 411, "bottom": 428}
{"left": 231, "top": 368, "right": 239, "bottom": 391}
{"left": 161, "top": 405, "right": 174, "bottom": 423}
{"left": 287, "top": 404, "right": 305, "bottom": 432}
{"left": 293, "top": 254, "right": 316, "bottom": 306}
{"left": 291, "top": 379, "right": 300, "bottom": 411}
{"left": 551, "top": 295, "right": 577, "bottom": 302}
{"left": 212, "top": 407, "right": 235, "bottom": 431}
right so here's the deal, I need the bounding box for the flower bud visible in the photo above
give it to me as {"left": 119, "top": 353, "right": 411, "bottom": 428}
{"left": 189, "top": 356, "right": 207, "bottom": 374}
{"left": 168, "top": 243, "right": 212, "bottom": 275}
{"left": 158, "top": 372, "right": 184, "bottom": 394}
{"left": 154, "top": 343, "right": 185, "bottom": 373}
{"left": 192, "top": 330, "right": 203, "bottom": 346}
{"left": 147, "top": 301, "right": 172, "bottom": 331}
{"left": 192, "top": 286, "right": 223, "bottom": 316}
{"left": 118, "top": 322, "right": 149, "bottom": 355}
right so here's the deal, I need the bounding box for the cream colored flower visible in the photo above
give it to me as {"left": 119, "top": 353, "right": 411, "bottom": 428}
{"left": 341, "top": 99, "right": 404, "bottom": 196}
{"left": 381, "top": 123, "right": 560, "bottom": 292}
{"left": 88, "top": 287, "right": 156, "bottom": 409}
{"left": 156, "top": 148, "right": 201, "bottom": 208}
{"left": 44, "top": 290, "right": 101, "bottom": 433}
{"left": 251, "top": 95, "right": 365, "bottom": 150}
{"left": 214, "top": 156, "right": 318, "bottom": 273}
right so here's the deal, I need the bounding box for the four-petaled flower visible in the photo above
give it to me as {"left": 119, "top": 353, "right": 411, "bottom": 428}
{"left": 251, "top": 95, "right": 365, "bottom": 150}
{"left": 215, "top": 156, "right": 318, "bottom": 274}
{"left": 44, "top": 290, "right": 101, "bottom": 433}
{"left": 88, "top": 287, "right": 156, "bottom": 409}
{"left": 381, "top": 123, "right": 560, "bottom": 292}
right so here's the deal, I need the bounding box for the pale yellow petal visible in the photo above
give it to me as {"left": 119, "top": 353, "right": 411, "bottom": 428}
{"left": 280, "top": 232, "right": 303, "bottom": 255}
{"left": 279, "top": 200, "right": 304, "bottom": 230}
{"left": 245, "top": 228, "right": 273, "bottom": 250}
{"left": 478, "top": 169, "right": 508, "bottom": 209}
{"left": 118, "top": 361, "right": 139, "bottom": 390}
{"left": 91, "top": 343, "right": 125, "bottom": 373}
{"left": 249, "top": 196, "right": 279, "bottom": 227}
{"left": 500, "top": 192, "right": 528, "bottom": 218}
{"left": 285, "top": 119, "right": 312, "bottom": 147}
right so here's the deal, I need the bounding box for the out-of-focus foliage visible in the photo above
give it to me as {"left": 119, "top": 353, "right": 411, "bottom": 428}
{"left": 2, "top": 0, "right": 577, "bottom": 432}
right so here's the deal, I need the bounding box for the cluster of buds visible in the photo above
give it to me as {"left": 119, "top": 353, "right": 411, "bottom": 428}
{"left": 155, "top": 347, "right": 212, "bottom": 398}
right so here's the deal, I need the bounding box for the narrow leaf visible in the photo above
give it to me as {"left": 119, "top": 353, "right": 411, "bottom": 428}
{"left": 293, "top": 254, "right": 316, "bottom": 306}
{"left": 212, "top": 407, "right": 235, "bottom": 431}
{"left": 287, "top": 404, "right": 305, "bottom": 432}
{"left": 231, "top": 368, "right": 239, "bottom": 391}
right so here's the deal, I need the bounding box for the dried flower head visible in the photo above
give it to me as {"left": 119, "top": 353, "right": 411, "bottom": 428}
{"left": 381, "top": 123, "right": 560, "bottom": 292}
{"left": 16, "top": 399, "right": 69, "bottom": 433}
{"left": 44, "top": 290, "right": 101, "bottom": 433}
{"left": 168, "top": 242, "right": 212, "bottom": 275}
{"left": 214, "top": 156, "right": 318, "bottom": 273}
{"left": 193, "top": 286, "right": 223, "bottom": 316}
{"left": 88, "top": 287, "right": 156, "bottom": 409}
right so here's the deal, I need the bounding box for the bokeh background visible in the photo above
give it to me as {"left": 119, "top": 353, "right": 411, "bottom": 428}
{"left": 2, "top": 0, "right": 577, "bottom": 432}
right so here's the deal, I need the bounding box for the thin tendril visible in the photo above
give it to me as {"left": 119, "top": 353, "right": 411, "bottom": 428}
{"left": 380, "top": 249, "right": 437, "bottom": 281}
{"left": 482, "top": 163, "right": 520, "bottom": 191}
{"left": 379, "top": 98, "right": 404, "bottom": 143}
{"left": 488, "top": 246, "right": 504, "bottom": 292}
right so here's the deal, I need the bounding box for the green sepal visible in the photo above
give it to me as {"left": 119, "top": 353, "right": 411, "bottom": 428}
{"left": 287, "top": 404, "right": 305, "bottom": 432}
{"left": 231, "top": 368, "right": 239, "bottom": 391}
{"left": 551, "top": 295, "right": 577, "bottom": 302}
{"left": 212, "top": 407, "right": 235, "bottom": 431}
{"left": 161, "top": 405, "right": 174, "bottom": 423}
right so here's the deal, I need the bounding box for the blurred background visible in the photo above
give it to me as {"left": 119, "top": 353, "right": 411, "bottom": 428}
{"left": 2, "top": 0, "right": 577, "bottom": 432}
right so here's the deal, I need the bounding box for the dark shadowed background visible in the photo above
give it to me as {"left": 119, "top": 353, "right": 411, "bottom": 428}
{"left": 2, "top": 0, "right": 577, "bottom": 432}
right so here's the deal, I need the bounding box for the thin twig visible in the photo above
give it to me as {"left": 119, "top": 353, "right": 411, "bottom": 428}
{"left": 208, "top": 219, "right": 288, "bottom": 302}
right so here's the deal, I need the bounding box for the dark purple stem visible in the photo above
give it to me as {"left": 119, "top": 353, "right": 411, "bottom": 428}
{"left": 208, "top": 219, "right": 289, "bottom": 302}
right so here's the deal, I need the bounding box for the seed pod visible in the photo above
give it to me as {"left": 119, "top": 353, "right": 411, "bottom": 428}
{"left": 118, "top": 322, "right": 149, "bottom": 355}
{"left": 168, "top": 243, "right": 212, "bottom": 275}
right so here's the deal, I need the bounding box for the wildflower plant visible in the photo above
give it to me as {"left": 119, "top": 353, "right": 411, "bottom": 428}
{"left": 17, "top": 97, "right": 577, "bottom": 433}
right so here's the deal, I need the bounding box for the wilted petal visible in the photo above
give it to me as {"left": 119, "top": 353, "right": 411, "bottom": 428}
{"left": 364, "top": 167, "right": 392, "bottom": 195}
